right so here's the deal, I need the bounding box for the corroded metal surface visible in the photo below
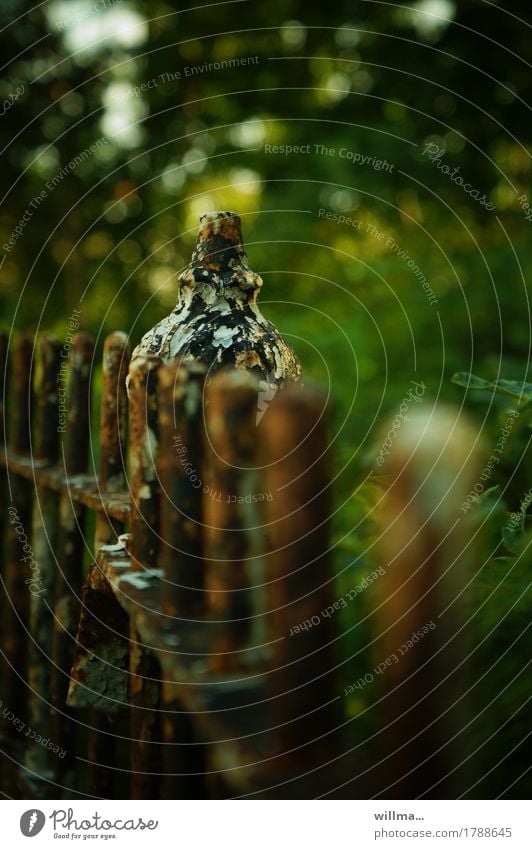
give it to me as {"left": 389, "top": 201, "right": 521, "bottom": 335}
{"left": 157, "top": 360, "right": 205, "bottom": 619}
{"left": 67, "top": 563, "right": 130, "bottom": 713}
{"left": 0, "top": 452, "right": 131, "bottom": 520}
{"left": 157, "top": 361, "right": 207, "bottom": 797}
{"left": 203, "top": 369, "right": 261, "bottom": 673}
{"left": 372, "top": 406, "right": 480, "bottom": 799}
{"left": 128, "top": 357, "right": 164, "bottom": 796}
{"left": 264, "top": 386, "right": 339, "bottom": 762}
{"left": 130, "top": 212, "right": 301, "bottom": 385}
{"left": 26, "top": 336, "right": 62, "bottom": 779}
{"left": 37, "top": 335, "right": 62, "bottom": 460}
{"left": 128, "top": 356, "right": 161, "bottom": 573}
{"left": 98, "top": 332, "right": 130, "bottom": 493}
{"left": 159, "top": 680, "right": 206, "bottom": 800}
{"left": 90, "top": 331, "right": 130, "bottom": 797}
{"left": 63, "top": 332, "right": 94, "bottom": 476}
{"left": 11, "top": 334, "right": 34, "bottom": 456}
{"left": 52, "top": 332, "right": 95, "bottom": 777}
{"left": 95, "top": 332, "right": 130, "bottom": 550}
{"left": 98, "top": 540, "right": 269, "bottom": 791}
{"left": 130, "top": 621, "right": 162, "bottom": 799}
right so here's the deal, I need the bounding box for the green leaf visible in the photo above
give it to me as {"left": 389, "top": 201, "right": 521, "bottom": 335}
{"left": 502, "top": 511, "right": 526, "bottom": 555}
{"left": 452, "top": 372, "right": 532, "bottom": 405}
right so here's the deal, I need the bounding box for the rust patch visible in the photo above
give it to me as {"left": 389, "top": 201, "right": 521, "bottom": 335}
{"left": 67, "top": 565, "right": 130, "bottom": 714}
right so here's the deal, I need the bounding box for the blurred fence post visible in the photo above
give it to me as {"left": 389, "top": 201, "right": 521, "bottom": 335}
{"left": 157, "top": 361, "right": 206, "bottom": 799}
{"left": 94, "top": 331, "right": 130, "bottom": 550}
{"left": 26, "top": 336, "right": 61, "bottom": 783}
{"left": 203, "top": 369, "right": 260, "bottom": 674}
{"left": 52, "top": 332, "right": 94, "bottom": 780}
{"left": 86, "top": 331, "right": 130, "bottom": 798}
{"left": 264, "top": 386, "right": 339, "bottom": 771}
{"left": 372, "top": 404, "right": 480, "bottom": 798}
{"left": 128, "top": 356, "right": 162, "bottom": 798}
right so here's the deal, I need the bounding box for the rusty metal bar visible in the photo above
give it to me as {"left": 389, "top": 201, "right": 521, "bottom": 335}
{"left": 95, "top": 331, "right": 130, "bottom": 550}
{"left": 67, "top": 561, "right": 130, "bottom": 717}
{"left": 158, "top": 361, "right": 205, "bottom": 618}
{"left": 26, "top": 336, "right": 62, "bottom": 781}
{"left": 62, "top": 332, "right": 94, "bottom": 476}
{"left": 52, "top": 332, "right": 94, "bottom": 779}
{"left": 372, "top": 405, "right": 480, "bottom": 798}
{"left": 157, "top": 361, "right": 206, "bottom": 798}
{"left": 88, "top": 331, "right": 130, "bottom": 798}
{"left": 11, "top": 334, "right": 34, "bottom": 457}
{"left": 203, "top": 369, "right": 260, "bottom": 674}
{"left": 0, "top": 331, "right": 10, "bottom": 793}
{"left": 128, "top": 356, "right": 163, "bottom": 798}
{"left": 0, "top": 453, "right": 130, "bottom": 520}
{"left": 263, "top": 386, "right": 339, "bottom": 761}
{"left": 4, "top": 335, "right": 35, "bottom": 726}
{"left": 69, "top": 562, "right": 130, "bottom": 800}
{"left": 128, "top": 356, "right": 161, "bottom": 572}
{"left": 37, "top": 336, "right": 62, "bottom": 461}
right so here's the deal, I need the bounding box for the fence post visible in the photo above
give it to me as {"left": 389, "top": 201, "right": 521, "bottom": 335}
{"left": 158, "top": 361, "right": 205, "bottom": 618}
{"left": 203, "top": 369, "right": 260, "bottom": 674}
{"left": 94, "top": 331, "right": 130, "bottom": 550}
{"left": 86, "top": 331, "right": 130, "bottom": 798}
{"left": 26, "top": 336, "right": 62, "bottom": 784}
{"left": 4, "top": 335, "right": 34, "bottom": 728}
{"left": 263, "top": 386, "right": 339, "bottom": 769}
{"left": 128, "top": 356, "right": 162, "bottom": 798}
{"left": 129, "top": 356, "right": 160, "bottom": 572}
{"left": 372, "top": 405, "right": 480, "bottom": 798}
{"left": 157, "top": 361, "right": 206, "bottom": 798}
{"left": 52, "top": 332, "right": 94, "bottom": 781}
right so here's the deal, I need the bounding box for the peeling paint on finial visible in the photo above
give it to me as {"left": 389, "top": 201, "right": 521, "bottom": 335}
{"left": 129, "top": 212, "right": 301, "bottom": 385}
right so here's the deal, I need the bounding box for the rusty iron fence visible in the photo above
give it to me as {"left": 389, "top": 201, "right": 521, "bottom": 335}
{"left": 0, "top": 331, "right": 480, "bottom": 799}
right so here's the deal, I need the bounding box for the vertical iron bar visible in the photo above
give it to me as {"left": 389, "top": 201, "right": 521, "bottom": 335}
{"left": 158, "top": 361, "right": 205, "bottom": 618}
{"left": 26, "top": 336, "right": 61, "bottom": 783}
{"left": 128, "top": 356, "right": 162, "bottom": 798}
{"left": 203, "top": 369, "right": 259, "bottom": 674}
{"left": 87, "top": 331, "right": 130, "bottom": 799}
{"left": 94, "top": 331, "right": 130, "bottom": 550}
{"left": 128, "top": 356, "right": 160, "bottom": 572}
{"left": 264, "top": 387, "right": 338, "bottom": 763}
{"left": 157, "top": 361, "right": 206, "bottom": 799}
{"left": 52, "top": 332, "right": 94, "bottom": 781}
